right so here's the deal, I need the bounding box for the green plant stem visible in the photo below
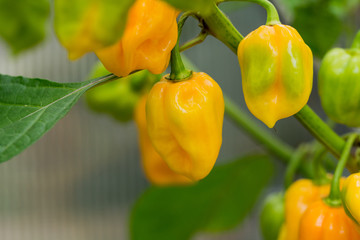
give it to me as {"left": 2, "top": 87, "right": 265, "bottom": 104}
{"left": 284, "top": 145, "right": 307, "bottom": 189}
{"left": 294, "top": 106, "right": 358, "bottom": 172}
{"left": 219, "top": 0, "right": 281, "bottom": 25}
{"left": 203, "top": 3, "right": 243, "bottom": 54}
{"left": 224, "top": 96, "right": 291, "bottom": 161}
{"left": 312, "top": 143, "right": 331, "bottom": 185}
{"left": 351, "top": 30, "right": 360, "bottom": 49}
{"left": 224, "top": 96, "right": 313, "bottom": 177}
{"left": 169, "top": 14, "right": 192, "bottom": 81}
{"left": 325, "top": 134, "right": 357, "bottom": 207}
{"left": 180, "top": 30, "right": 209, "bottom": 52}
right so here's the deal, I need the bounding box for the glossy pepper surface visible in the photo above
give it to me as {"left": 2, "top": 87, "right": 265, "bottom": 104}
{"left": 318, "top": 47, "right": 360, "bottom": 127}
{"left": 146, "top": 72, "right": 224, "bottom": 181}
{"left": 260, "top": 192, "right": 285, "bottom": 240}
{"left": 134, "top": 95, "right": 192, "bottom": 185}
{"left": 299, "top": 200, "right": 360, "bottom": 240}
{"left": 283, "top": 178, "right": 345, "bottom": 240}
{"left": 95, "top": 0, "right": 178, "bottom": 77}
{"left": 342, "top": 173, "right": 360, "bottom": 225}
{"left": 237, "top": 24, "right": 313, "bottom": 128}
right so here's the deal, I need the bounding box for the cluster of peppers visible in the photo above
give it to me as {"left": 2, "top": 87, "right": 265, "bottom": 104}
{"left": 259, "top": 29, "right": 360, "bottom": 239}
{"left": 261, "top": 153, "right": 360, "bottom": 239}
{"left": 83, "top": 0, "right": 315, "bottom": 184}
{"left": 86, "top": 0, "right": 225, "bottom": 184}
{"left": 59, "top": 0, "right": 360, "bottom": 237}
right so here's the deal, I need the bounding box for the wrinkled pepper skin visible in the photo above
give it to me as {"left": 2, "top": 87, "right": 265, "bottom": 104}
{"left": 318, "top": 48, "right": 360, "bottom": 127}
{"left": 237, "top": 24, "right": 313, "bottom": 128}
{"left": 299, "top": 200, "right": 360, "bottom": 240}
{"left": 146, "top": 72, "right": 224, "bottom": 181}
{"left": 342, "top": 173, "right": 360, "bottom": 225}
{"left": 260, "top": 192, "right": 285, "bottom": 240}
{"left": 96, "top": 0, "right": 178, "bottom": 77}
{"left": 282, "top": 178, "right": 345, "bottom": 240}
{"left": 134, "top": 95, "right": 192, "bottom": 185}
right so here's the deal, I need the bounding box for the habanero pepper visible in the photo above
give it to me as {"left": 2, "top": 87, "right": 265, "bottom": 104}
{"left": 297, "top": 134, "right": 360, "bottom": 240}
{"left": 237, "top": 24, "right": 313, "bottom": 128}
{"left": 86, "top": 79, "right": 140, "bottom": 122}
{"left": 146, "top": 72, "right": 224, "bottom": 181}
{"left": 318, "top": 31, "right": 360, "bottom": 127}
{"left": 134, "top": 95, "right": 192, "bottom": 185}
{"left": 282, "top": 178, "right": 345, "bottom": 240}
{"left": 260, "top": 192, "right": 285, "bottom": 240}
{"left": 342, "top": 173, "right": 360, "bottom": 225}
{"left": 85, "top": 63, "right": 151, "bottom": 122}
{"left": 298, "top": 200, "right": 360, "bottom": 240}
{"left": 95, "top": 0, "right": 179, "bottom": 77}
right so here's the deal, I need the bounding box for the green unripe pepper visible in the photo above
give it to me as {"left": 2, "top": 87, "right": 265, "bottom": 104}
{"left": 85, "top": 62, "right": 160, "bottom": 122}
{"left": 86, "top": 77, "right": 141, "bottom": 122}
{"left": 318, "top": 31, "right": 360, "bottom": 127}
{"left": 88, "top": 61, "right": 112, "bottom": 79}
{"left": 106, "top": 82, "right": 140, "bottom": 122}
{"left": 260, "top": 192, "right": 285, "bottom": 240}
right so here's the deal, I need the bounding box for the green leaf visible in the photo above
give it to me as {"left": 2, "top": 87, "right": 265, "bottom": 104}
{"left": 0, "top": 0, "right": 49, "bottom": 54}
{"left": 130, "top": 155, "right": 273, "bottom": 240}
{"left": 54, "top": 0, "right": 135, "bottom": 59}
{"left": 162, "top": 0, "right": 215, "bottom": 16}
{"left": 293, "top": 3, "right": 343, "bottom": 58}
{"left": 0, "top": 74, "right": 117, "bottom": 163}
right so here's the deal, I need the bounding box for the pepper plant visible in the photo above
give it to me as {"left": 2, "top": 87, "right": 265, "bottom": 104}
{"left": 1, "top": 0, "right": 360, "bottom": 239}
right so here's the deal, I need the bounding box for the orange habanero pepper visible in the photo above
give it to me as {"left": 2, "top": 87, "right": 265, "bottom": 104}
{"left": 299, "top": 200, "right": 360, "bottom": 240}
{"left": 134, "top": 95, "right": 192, "bottom": 185}
{"left": 96, "top": 0, "right": 179, "bottom": 77}
{"left": 282, "top": 178, "right": 345, "bottom": 240}
{"left": 146, "top": 72, "right": 224, "bottom": 181}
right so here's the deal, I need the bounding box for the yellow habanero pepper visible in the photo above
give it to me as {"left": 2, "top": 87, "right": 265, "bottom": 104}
{"left": 237, "top": 24, "right": 313, "bottom": 128}
{"left": 342, "top": 173, "right": 360, "bottom": 225}
{"left": 299, "top": 200, "right": 360, "bottom": 240}
{"left": 282, "top": 178, "right": 345, "bottom": 240}
{"left": 96, "top": 0, "right": 178, "bottom": 77}
{"left": 134, "top": 95, "right": 192, "bottom": 185}
{"left": 146, "top": 72, "right": 224, "bottom": 181}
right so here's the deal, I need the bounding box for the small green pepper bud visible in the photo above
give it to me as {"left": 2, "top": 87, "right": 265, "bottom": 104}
{"left": 318, "top": 31, "right": 360, "bottom": 127}
{"left": 260, "top": 192, "right": 285, "bottom": 240}
{"left": 85, "top": 62, "right": 141, "bottom": 122}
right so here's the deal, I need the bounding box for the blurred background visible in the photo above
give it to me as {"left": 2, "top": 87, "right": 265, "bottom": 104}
{"left": 0, "top": 0, "right": 359, "bottom": 239}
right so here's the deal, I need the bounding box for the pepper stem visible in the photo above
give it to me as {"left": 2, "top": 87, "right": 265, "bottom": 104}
{"left": 180, "top": 30, "right": 208, "bottom": 52}
{"left": 351, "top": 30, "right": 360, "bottom": 49}
{"left": 202, "top": 3, "right": 243, "bottom": 53}
{"left": 294, "top": 106, "right": 353, "bottom": 171}
{"left": 284, "top": 145, "right": 307, "bottom": 190}
{"left": 324, "top": 134, "right": 357, "bottom": 207}
{"left": 219, "top": 0, "right": 281, "bottom": 25}
{"left": 169, "top": 14, "right": 193, "bottom": 81}
{"left": 312, "top": 143, "right": 331, "bottom": 186}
